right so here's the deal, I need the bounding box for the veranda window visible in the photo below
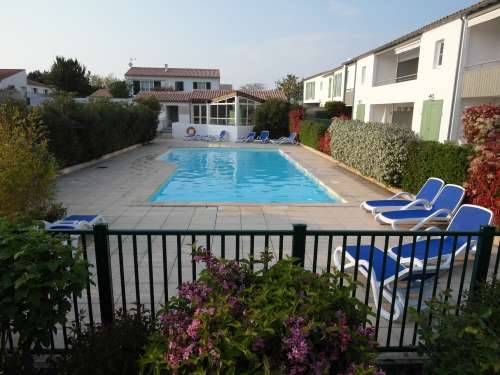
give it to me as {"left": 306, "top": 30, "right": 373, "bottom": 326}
{"left": 210, "top": 98, "right": 235, "bottom": 125}
{"left": 192, "top": 104, "right": 207, "bottom": 124}
{"left": 238, "top": 98, "right": 259, "bottom": 126}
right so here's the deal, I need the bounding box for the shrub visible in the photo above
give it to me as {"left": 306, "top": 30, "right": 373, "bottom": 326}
{"left": 140, "top": 250, "right": 382, "bottom": 374}
{"left": 319, "top": 128, "right": 332, "bottom": 154}
{"left": 401, "top": 141, "right": 473, "bottom": 194}
{"left": 462, "top": 104, "right": 500, "bottom": 145}
{"left": 135, "top": 95, "right": 161, "bottom": 112}
{"left": 416, "top": 281, "right": 500, "bottom": 374}
{"left": 253, "top": 99, "right": 290, "bottom": 138}
{"left": 299, "top": 119, "right": 330, "bottom": 150}
{"left": 0, "top": 100, "right": 58, "bottom": 220}
{"left": 108, "top": 80, "right": 131, "bottom": 98}
{"left": 324, "top": 101, "right": 347, "bottom": 118}
{"left": 40, "top": 94, "right": 158, "bottom": 167}
{"left": 0, "top": 219, "right": 89, "bottom": 372}
{"left": 304, "top": 106, "right": 331, "bottom": 120}
{"left": 53, "top": 307, "right": 158, "bottom": 375}
{"left": 330, "top": 119, "right": 417, "bottom": 186}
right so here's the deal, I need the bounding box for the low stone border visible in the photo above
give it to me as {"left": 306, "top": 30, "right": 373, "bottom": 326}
{"left": 58, "top": 143, "right": 144, "bottom": 176}
{"left": 299, "top": 144, "right": 401, "bottom": 195}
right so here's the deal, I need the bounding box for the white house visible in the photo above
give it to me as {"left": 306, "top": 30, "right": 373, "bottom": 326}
{"left": 137, "top": 89, "right": 286, "bottom": 141}
{"left": 303, "top": 0, "right": 500, "bottom": 142}
{"left": 125, "top": 65, "right": 221, "bottom": 95}
{"left": 0, "top": 69, "right": 53, "bottom": 105}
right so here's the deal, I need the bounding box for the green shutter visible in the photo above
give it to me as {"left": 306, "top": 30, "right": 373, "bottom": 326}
{"left": 420, "top": 100, "right": 443, "bottom": 141}
{"left": 356, "top": 104, "right": 365, "bottom": 121}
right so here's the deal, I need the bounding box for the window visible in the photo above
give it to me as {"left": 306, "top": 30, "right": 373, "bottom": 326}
{"left": 33, "top": 87, "right": 38, "bottom": 94}
{"left": 238, "top": 97, "right": 259, "bottom": 126}
{"left": 175, "top": 81, "right": 184, "bottom": 91}
{"left": 361, "top": 66, "right": 366, "bottom": 84}
{"left": 320, "top": 81, "right": 323, "bottom": 90}
{"left": 193, "top": 82, "right": 211, "bottom": 90}
{"left": 192, "top": 104, "right": 207, "bottom": 124}
{"left": 328, "top": 77, "right": 332, "bottom": 97}
{"left": 154, "top": 80, "right": 161, "bottom": 88}
{"left": 434, "top": 40, "right": 444, "bottom": 67}
{"left": 44, "top": 89, "right": 48, "bottom": 94}
{"left": 332, "top": 73, "right": 342, "bottom": 97}
{"left": 305, "top": 82, "right": 315, "bottom": 100}
{"left": 209, "top": 98, "right": 236, "bottom": 125}
{"left": 133, "top": 81, "right": 140, "bottom": 94}
{"left": 139, "top": 80, "right": 154, "bottom": 91}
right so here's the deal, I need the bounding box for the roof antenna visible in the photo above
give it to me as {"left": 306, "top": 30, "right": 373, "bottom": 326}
{"left": 128, "top": 57, "right": 136, "bottom": 68}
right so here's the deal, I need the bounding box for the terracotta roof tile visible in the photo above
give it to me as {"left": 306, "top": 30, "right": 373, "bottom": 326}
{"left": 27, "top": 79, "right": 51, "bottom": 88}
{"left": 135, "top": 89, "right": 286, "bottom": 103}
{"left": 125, "top": 67, "right": 220, "bottom": 78}
{"left": 0, "top": 69, "right": 24, "bottom": 80}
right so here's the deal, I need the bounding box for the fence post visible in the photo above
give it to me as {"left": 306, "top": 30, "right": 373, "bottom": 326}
{"left": 470, "top": 225, "right": 496, "bottom": 291}
{"left": 93, "top": 223, "right": 114, "bottom": 325}
{"left": 292, "top": 224, "right": 307, "bottom": 267}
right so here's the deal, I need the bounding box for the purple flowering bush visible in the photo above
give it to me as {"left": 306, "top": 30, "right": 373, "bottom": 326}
{"left": 140, "top": 250, "right": 382, "bottom": 374}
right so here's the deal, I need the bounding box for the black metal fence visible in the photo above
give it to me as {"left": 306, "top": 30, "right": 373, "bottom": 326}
{"left": 6, "top": 224, "right": 500, "bottom": 353}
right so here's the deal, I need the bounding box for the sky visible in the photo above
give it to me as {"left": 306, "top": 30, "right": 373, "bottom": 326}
{"left": 1, "top": 0, "right": 478, "bottom": 88}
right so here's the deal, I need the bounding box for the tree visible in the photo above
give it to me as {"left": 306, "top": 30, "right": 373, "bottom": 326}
{"left": 109, "top": 80, "right": 131, "bottom": 98}
{"left": 89, "top": 73, "right": 118, "bottom": 89}
{"left": 0, "top": 100, "right": 58, "bottom": 220}
{"left": 253, "top": 99, "right": 290, "bottom": 138}
{"left": 275, "top": 74, "right": 303, "bottom": 103}
{"left": 240, "top": 83, "right": 266, "bottom": 90}
{"left": 27, "top": 70, "right": 50, "bottom": 84}
{"left": 48, "top": 56, "right": 92, "bottom": 96}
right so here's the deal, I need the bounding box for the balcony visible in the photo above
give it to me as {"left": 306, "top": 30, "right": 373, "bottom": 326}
{"left": 462, "top": 60, "right": 500, "bottom": 98}
{"left": 373, "top": 45, "right": 419, "bottom": 87}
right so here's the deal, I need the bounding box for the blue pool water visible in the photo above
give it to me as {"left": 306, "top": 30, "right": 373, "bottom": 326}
{"left": 149, "top": 148, "right": 338, "bottom": 203}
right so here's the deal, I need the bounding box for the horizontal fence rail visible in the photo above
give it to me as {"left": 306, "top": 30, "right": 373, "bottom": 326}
{"left": 4, "top": 224, "right": 499, "bottom": 354}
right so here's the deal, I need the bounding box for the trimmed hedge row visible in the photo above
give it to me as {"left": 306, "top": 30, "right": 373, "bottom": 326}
{"left": 300, "top": 120, "right": 330, "bottom": 150}
{"left": 40, "top": 95, "right": 158, "bottom": 167}
{"left": 401, "top": 141, "right": 473, "bottom": 194}
{"left": 329, "top": 119, "right": 417, "bottom": 186}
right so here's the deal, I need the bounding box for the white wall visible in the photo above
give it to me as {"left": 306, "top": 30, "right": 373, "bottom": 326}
{"left": 0, "top": 71, "right": 27, "bottom": 94}
{"left": 303, "top": 70, "right": 343, "bottom": 106}
{"left": 354, "top": 19, "right": 463, "bottom": 141}
{"left": 172, "top": 123, "right": 253, "bottom": 142}
{"left": 126, "top": 76, "right": 220, "bottom": 92}
{"left": 345, "top": 64, "right": 356, "bottom": 90}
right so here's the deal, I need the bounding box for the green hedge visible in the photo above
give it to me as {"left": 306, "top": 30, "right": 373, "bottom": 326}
{"left": 300, "top": 119, "right": 330, "bottom": 149}
{"left": 330, "top": 119, "right": 417, "bottom": 186}
{"left": 401, "top": 141, "right": 473, "bottom": 193}
{"left": 40, "top": 95, "right": 158, "bottom": 167}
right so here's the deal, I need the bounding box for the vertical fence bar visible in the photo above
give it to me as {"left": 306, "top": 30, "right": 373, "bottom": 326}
{"left": 352, "top": 235, "right": 362, "bottom": 296}
{"left": 456, "top": 236, "right": 472, "bottom": 313}
{"left": 386, "top": 235, "right": 403, "bottom": 347}
{"left": 326, "top": 235, "right": 333, "bottom": 273}
{"left": 93, "top": 224, "right": 114, "bottom": 325}
{"left": 236, "top": 234, "right": 240, "bottom": 262}
{"left": 162, "top": 235, "right": 168, "bottom": 305}
{"left": 312, "top": 235, "right": 318, "bottom": 273}
{"left": 374, "top": 235, "right": 389, "bottom": 341}
{"left": 191, "top": 235, "right": 197, "bottom": 281}
{"left": 221, "top": 235, "right": 226, "bottom": 259}
{"left": 81, "top": 235, "right": 94, "bottom": 329}
{"left": 177, "top": 235, "right": 182, "bottom": 285}
{"left": 292, "top": 224, "right": 307, "bottom": 267}
{"left": 147, "top": 235, "right": 155, "bottom": 317}
{"left": 470, "top": 225, "right": 496, "bottom": 290}
{"left": 250, "top": 235, "right": 255, "bottom": 271}
{"left": 279, "top": 235, "right": 284, "bottom": 261}
{"left": 412, "top": 235, "right": 431, "bottom": 345}
{"left": 117, "top": 235, "right": 127, "bottom": 311}
{"left": 399, "top": 235, "right": 417, "bottom": 347}
{"left": 132, "top": 235, "right": 141, "bottom": 308}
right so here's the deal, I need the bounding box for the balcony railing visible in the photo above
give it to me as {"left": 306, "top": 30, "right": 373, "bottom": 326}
{"left": 462, "top": 59, "right": 500, "bottom": 98}
{"left": 373, "top": 73, "right": 418, "bottom": 87}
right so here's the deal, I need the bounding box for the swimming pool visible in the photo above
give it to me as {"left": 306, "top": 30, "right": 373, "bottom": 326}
{"left": 149, "top": 148, "right": 339, "bottom": 203}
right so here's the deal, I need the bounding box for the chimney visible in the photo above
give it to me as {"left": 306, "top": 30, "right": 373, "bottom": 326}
{"left": 164, "top": 64, "right": 168, "bottom": 72}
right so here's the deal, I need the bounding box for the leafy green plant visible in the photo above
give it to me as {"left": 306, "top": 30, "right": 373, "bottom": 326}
{"left": 416, "top": 281, "right": 500, "bottom": 374}
{"left": 0, "top": 100, "right": 58, "bottom": 221}
{"left": 330, "top": 119, "right": 417, "bottom": 186}
{"left": 299, "top": 119, "right": 330, "bottom": 150}
{"left": 135, "top": 96, "right": 161, "bottom": 113}
{"left": 40, "top": 94, "right": 158, "bottom": 167}
{"left": 253, "top": 99, "right": 291, "bottom": 138}
{"left": 0, "top": 219, "right": 89, "bottom": 372}
{"left": 324, "top": 101, "right": 347, "bottom": 118}
{"left": 53, "top": 307, "right": 158, "bottom": 375}
{"left": 109, "top": 80, "right": 131, "bottom": 98}
{"left": 401, "top": 141, "right": 473, "bottom": 194}
{"left": 140, "top": 250, "right": 382, "bottom": 374}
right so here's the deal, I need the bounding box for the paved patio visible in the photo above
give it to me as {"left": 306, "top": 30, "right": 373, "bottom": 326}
{"left": 56, "top": 136, "right": 390, "bottom": 230}
{"left": 54, "top": 137, "right": 473, "bottom": 348}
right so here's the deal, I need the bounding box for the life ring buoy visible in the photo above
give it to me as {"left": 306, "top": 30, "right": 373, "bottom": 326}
{"left": 186, "top": 126, "right": 197, "bottom": 136}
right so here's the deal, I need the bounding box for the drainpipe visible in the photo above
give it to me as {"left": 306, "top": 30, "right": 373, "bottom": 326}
{"left": 351, "top": 63, "right": 358, "bottom": 119}
{"left": 448, "top": 15, "right": 467, "bottom": 141}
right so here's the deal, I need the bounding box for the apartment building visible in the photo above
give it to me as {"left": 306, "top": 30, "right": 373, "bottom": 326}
{"left": 125, "top": 65, "right": 221, "bottom": 95}
{"left": 0, "top": 69, "right": 53, "bottom": 105}
{"left": 303, "top": 0, "right": 500, "bottom": 142}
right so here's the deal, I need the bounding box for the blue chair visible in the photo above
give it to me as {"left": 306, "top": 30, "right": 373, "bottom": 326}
{"left": 361, "top": 177, "right": 444, "bottom": 214}
{"left": 254, "top": 130, "right": 270, "bottom": 143}
{"left": 333, "top": 204, "right": 493, "bottom": 320}
{"left": 236, "top": 132, "right": 256, "bottom": 143}
{"left": 206, "top": 130, "right": 227, "bottom": 142}
{"left": 270, "top": 132, "right": 297, "bottom": 145}
{"left": 375, "top": 184, "right": 465, "bottom": 230}
{"left": 44, "top": 214, "right": 105, "bottom": 230}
